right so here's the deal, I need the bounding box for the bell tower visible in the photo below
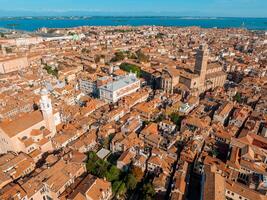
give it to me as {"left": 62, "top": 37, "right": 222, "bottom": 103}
{"left": 194, "top": 45, "right": 209, "bottom": 89}
{"left": 194, "top": 44, "right": 208, "bottom": 76}
{"left": 40, "top": 88, "right": 56, "bottom": 135}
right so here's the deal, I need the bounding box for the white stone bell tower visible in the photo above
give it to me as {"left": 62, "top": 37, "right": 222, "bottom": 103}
{"left": 40, "top": 88, "right": 56, "bottom": 135}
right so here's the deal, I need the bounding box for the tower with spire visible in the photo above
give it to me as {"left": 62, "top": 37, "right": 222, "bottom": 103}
{"left": 39, "top": 87, "right": 56, "bottom": 135}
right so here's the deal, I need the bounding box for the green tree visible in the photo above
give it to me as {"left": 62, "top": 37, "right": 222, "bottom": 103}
{"left": 93, "top": 159, "right": 109, "bottom": 178}
{"left": 86, "top": 151, "right": 109, "bottom": 178}
{"left": 106, "top": 165, "right": 121, "bottom": 182}
{"left": 117, "top": 182, "right": 126, "bottom": 196}
{"left": 143, "top": 121, "right": 150, "bottom": 126}
{"left": 136, "top": 49, "right": 149, "bottom": 63}
{"left": 211, "top": 149, "right": 219, "bottom": 158}
{"left": 86, "top": 151, "right": 98, "bottom": 173}
{"left": 141, "top": 183, "right": 156, "bottom": 200}
{"left": 125, "top": 173, "right": 137, "bottom": 190}
{"left": 234, "top": 92, "right": 242, "bottom": 103}
{"left": 43, "top": 64, "right": 58, "bottom": 78}
{"left": 129, "top": 52, "right": 137, "bottom": 59}
{"left": 87, "top": 151, "right": 98, "bottom": 160}
{"left": 119, "top": 63, "right": 141, "bottom": 77}
{"left": 111, "top": 51, "right": 125, "bottom": 62}
{"left": 154, "top": 114, "right": 164, "bottom": 123}
{"left": 112, "top": 181, "right": 126, "bottom": 196}
{"left": 155, "top": 32, "right": 165, "bottom": 39}
{"left": 170, "top": 112, "right": 180, "bottom": 125}
{"left": 112, "top": 180, "right": 122, "bottom": 193}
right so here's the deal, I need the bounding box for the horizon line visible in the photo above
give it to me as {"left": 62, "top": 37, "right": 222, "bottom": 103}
{"left": 0, "top": 15, "right": 267, "bottom": 19}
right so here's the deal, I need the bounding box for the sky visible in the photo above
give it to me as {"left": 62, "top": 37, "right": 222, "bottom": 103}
{"left": 0, "top": 0, "right": 266, "bottom": 17}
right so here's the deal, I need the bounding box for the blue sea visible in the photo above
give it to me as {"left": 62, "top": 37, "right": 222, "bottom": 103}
{"left": 0, "top": 17, "right": 266, "bottom": 32}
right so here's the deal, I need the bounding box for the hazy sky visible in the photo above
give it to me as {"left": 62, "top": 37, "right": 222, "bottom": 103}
{"left": 0, "top": 0, "right": 266, "bottom": 17}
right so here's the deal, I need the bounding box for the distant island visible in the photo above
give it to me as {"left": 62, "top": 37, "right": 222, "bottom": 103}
{"left": 0, "top": 16, "right": 266, "bottom": 31}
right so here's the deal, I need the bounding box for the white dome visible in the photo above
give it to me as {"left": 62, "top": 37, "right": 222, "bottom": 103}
{"left": 40, "top": 87, "right": 48, "bottom": 96}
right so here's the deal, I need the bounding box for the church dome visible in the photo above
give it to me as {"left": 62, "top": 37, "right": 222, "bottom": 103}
{"left": 40, "top": 87, "right": 48, "bottom": 96}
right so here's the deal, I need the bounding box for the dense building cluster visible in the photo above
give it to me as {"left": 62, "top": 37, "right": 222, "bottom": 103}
{"left": 0, "top": 26, "right": 266, "bottom": 200}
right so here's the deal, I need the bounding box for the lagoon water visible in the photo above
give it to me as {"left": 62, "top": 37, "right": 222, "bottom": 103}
{"left": 0, "top": 17, "right": 266, "bottom": 31}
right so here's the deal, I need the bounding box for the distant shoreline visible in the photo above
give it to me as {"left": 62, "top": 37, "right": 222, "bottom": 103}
{"left": 0, "top": 16, "right": 267, "bottom": 19}
{"left": 0, "top": 16, "right": 266, "bottom": 31}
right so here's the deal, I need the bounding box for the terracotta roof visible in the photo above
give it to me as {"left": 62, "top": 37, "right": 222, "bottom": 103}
{"left": 141, "top": 123, "right": 158, "bottom": 135}
{"left": 86, "top": 178, "right": 111, "bottom": 200}
{"left": 0, "top": 184, "right": 27, "bottom": 200}
{"left": 0, "top": 111, "right": 44, "bottom": 137}
{"left": 118, "top": 149, "right": 135, "bottom": 164}
{"left": 73, "top": 193, "right": 86, "bottom": 200}
{"left": 225, "top": 180, "right": 267, "bottom": 200}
